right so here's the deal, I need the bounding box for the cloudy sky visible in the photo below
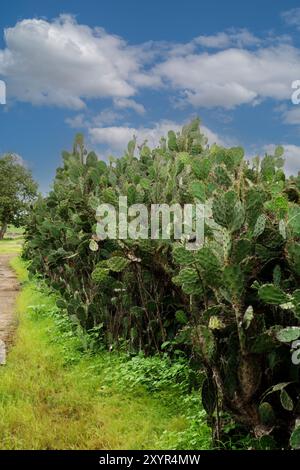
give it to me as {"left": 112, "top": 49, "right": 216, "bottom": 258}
{"left": 1, "top": 0, "right": 300, "bottom": 191}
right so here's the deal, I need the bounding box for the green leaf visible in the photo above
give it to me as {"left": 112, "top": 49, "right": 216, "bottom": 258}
{"left": 191, "top": 158, "right": 211, "bottom": 180}
{"left": 223, "top": 265, "right": 244, "bottom": 299}
{"left": 86, "top": 151, "right": 98, "bottom": 167}
{"left": 91, "top": 267, "right": 110, "bottom": 283}
{"left": 231, "top": 201, "right": 245, "bottom": 232}
{"left": 276, "top": 327, "right": 300, "bottom": 343}
{"left": 290, "top": 426, "right": 300, "bottom": 449}
{"left": 212, "top": 191, "right": 244, "bottom": 232}
{"left": 127, "top": 139, "right": 136, "bottom": 156}
{"left": 232, "top": 238, "right": 252, "bottom": 263}
{"left": 259, "top": 402, "right": 275, "bottom": 426}
{"left": 173, "top": 246, "right": 194, "bottom": 265}
{"left": 181, "top": 282, "right": 203, "bottom": 295}
{"left": 168, "top": 130, "right": 177, "bottom": 151}
{"left": 96, "top": 160, "right": 107, "bottom": 174}
{"left": 266, "top": 195, "right": 289, "bottom": 218}
{"left": 175, "top": 310, "right": 188, "bottom": 325}
{"left": 274, "top": 145, "right": 284, "bottom": 158}
{"left": 245, "top": 187, "right": 268, "bottom": 228}
{"left": 215, "top": 165, "right": 231, "bottom": 188}
{"left": 280, "top": 389, "right": 293, "bottom": 411}
{"left": 195, "top": 247, "right": 222, "bottom": 286}
{"left": 288, "top": 206, "right": 300, "bottom": 236}
{"left": 227, "top": 146, "right": 244, "bottom": 167}
{"left": 107, "top": 256, "right": 130, "bottom": 272}
{"left": 140, "top": 178, "right": 151, "bottom": 190}
{"left": 212, "top": 191, "right": 235, "bottom": 228}
{"left": 190, "top": 181, "right": 206, "bottom": 201}
{"left": 176, "top": 267, "right": 198, "bottom": 285}
{"left": 253, "top": 214, "right": 266, "bottom": 238}
{"left": 261, "top": 381, "right": 291, "bottom": 402}
{"left": 258, "top": 284, "right": 289, "bottom": 305}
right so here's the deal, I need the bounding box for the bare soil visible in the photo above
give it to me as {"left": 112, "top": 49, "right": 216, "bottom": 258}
{"left": 0, "top": 255, "right": 19, "bottom": 348}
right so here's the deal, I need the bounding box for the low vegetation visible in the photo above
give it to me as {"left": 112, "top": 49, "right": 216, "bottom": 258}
{"left": 0, "top": 248, "right": 211, "bottom": 450}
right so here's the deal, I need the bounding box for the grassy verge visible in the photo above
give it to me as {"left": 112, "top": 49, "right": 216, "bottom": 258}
{"left": 0, "top": 239, "right": 23, "bottom": 254}
{"left": 7, "top": 225, "right": 24, "bottom": 235}
{"left": 0, "top": 251, "right": 211, "bottom": 450}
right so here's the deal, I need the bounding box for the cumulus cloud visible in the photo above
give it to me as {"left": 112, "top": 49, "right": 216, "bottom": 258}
{"left": 1, "top": 15, "right": 300, "bottom": 113}
{"left": 66, "top": 107, "right": 126, "bottom": 129}
{"left": 282, "top": 106, "right": 300, "bottom": 125}
{"left": 281, "top": 8, "right": 300, "bottom": 29}
{"left": 155, "top": 44, "right": 300, "bottom": 109}
{"left": 113, "top": 97, "right": 145, "bottom": 114}
{"left": 65, "top": 113, "right": 87, "bottom": 128}
{"left": 89, "top": 120, "right": 226, "bottom": 154}
{"left": 194, "top": 29, "right": 260, "bottom": 49}
{"left": 0, "top": 14, "right": 159, "bottom": 109}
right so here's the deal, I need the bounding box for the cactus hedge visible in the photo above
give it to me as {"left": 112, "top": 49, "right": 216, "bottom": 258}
{"left": 24, "top": 120, "right": 300, "bottom": 448}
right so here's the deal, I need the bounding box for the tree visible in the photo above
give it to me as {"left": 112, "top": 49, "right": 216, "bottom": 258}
{"left": 0, "top": 154, "right": 38, "bottom": 239}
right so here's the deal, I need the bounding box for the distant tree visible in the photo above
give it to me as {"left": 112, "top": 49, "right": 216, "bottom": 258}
{"left": 0, "top": 154, "right": 38, "bottom": 239}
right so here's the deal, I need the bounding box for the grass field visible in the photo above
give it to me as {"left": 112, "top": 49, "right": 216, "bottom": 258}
{"left": 0, "top": 241, "right": 211, "bottom": 450}
{"left": 6, "top": 225, "right": 24, "bottom": 236}
{"left": 0, "top": 239, "right": 23, "bottom": 254}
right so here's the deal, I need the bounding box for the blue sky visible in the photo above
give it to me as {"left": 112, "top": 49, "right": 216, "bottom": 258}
{"left": 1, "top": 0, "right": 300, "bottom": 191}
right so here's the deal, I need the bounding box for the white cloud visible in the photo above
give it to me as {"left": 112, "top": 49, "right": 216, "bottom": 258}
{"left": 92, "top": 109, "right": 121, "bottom": 126}
{"left": 65, "top": 108, "right": 123, "bottom": 129}
{"left": 0, "top": 15, "right": 158, "bottom": 109}
{"left": 0, "top": 15, "right": 299, "bottom": 113}
{"left": 89, "top": 120, "right": 226, "bottom": 153}
{"left": 65, "top": 113, "right": 87, "bottom": 128}
{"left": 155, "top": 44, "right": 300, "bottom": 109}
{"left": 263, "top": 143, "right": 300, "bottom": 175}
{"left": 281, "top": 8, "right": 300, "bottom": 28}
{"left": 194, "top": 29, "right": 260, "bottom": 49}
{"left": 113, "top": 97, "right": 145, "bottom": 114}
{"left": 282, "top": 106, "right": 300, "bottom": 124}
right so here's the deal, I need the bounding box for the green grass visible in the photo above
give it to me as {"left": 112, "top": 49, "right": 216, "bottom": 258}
{"left": 0, "top": 250, "right": 211, "bottom": 450}
{"left": 7, "top": 225, "right": 24, "bottom": 234}
{"left": 6, "top": 225, "right": 24, "bottom": 238}
{"left": 10, "top": 256, "right": 28, "bottom": 282}
{"left": 0, "top": 239, "right": 23, "bottom": 254}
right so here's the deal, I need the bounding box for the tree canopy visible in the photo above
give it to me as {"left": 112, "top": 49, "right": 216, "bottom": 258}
{"left": 0, "top": 154, "right": 38, "bottom": 239}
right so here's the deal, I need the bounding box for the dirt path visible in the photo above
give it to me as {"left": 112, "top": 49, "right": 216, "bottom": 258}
{"left": 0, "top": 255, "right": 19, "bottom": 348}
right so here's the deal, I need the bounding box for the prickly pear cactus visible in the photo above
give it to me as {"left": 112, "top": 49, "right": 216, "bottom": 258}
{"left": 24, "top": 120, "right": 300, "bottom": 448}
